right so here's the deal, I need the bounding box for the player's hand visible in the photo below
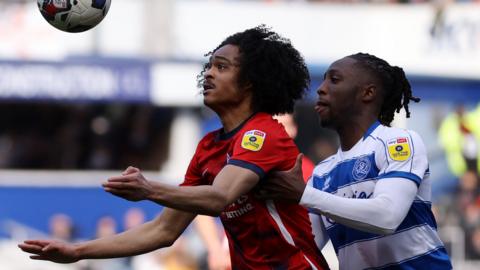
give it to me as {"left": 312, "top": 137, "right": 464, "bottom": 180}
{"left": 256, "top": 154, "right": 306, "bottom": 203}
{"left": 103, "top": 166, "right": 153, "bottom": 201}
{"left": 18, "top": 240, "right": 79, "bottom": 264}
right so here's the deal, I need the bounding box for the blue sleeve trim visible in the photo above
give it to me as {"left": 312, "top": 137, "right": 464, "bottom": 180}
{"left": 406, "top": 130, "right": 415, "bottom": 173}
{"left": 228, "top": 159, "right": 265, "bottom": 179}
{"left": 378, "top": 171, "right": 422, "bottom": 187}
{"left": 376, "top": 136, "right": 390, "bottom": 167}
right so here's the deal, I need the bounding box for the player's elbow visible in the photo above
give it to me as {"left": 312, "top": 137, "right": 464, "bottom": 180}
{"left": 208, "top": 201, "right": 227, "bottom": 217}
{"left": 205, "top": 208, "right": 223, "bottom": 217}
{"left": 369, "top": 196, "right": 405, "bottom": 235}
{"left": 374, "top": 226, "right": 397, "bottom": 235}
{"left": 204, "top": 191, "right": 228, "bottom": 216}
{"left": 374, "top": 211, "right": 402, "bottom": 235}
{"left": 161, "top": 234, "right": 177, "bottom": 248}
{"left": 154, "top": 226, "right": 181, "bottom": 249}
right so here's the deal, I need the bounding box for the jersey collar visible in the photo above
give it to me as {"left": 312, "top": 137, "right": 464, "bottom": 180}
{"left": 363, "top": 121, "right": 381, "bottom": 140}
{"left": 216, "top": 112, "right": 258, "bottom": 141}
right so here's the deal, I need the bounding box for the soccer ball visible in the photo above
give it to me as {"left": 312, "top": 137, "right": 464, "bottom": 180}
{"left": 37, "top": 0, "right": 111, "bottom": 33}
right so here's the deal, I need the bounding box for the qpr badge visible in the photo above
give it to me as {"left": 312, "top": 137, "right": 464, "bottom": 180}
{"left": 352, "top": 156, "right": 371, "bottom": 181}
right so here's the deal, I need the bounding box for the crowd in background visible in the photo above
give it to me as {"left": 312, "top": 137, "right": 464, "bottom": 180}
{"left": 0, "top": 103, "right": 174, "bottom": 170}
{"left": 436, "top": 103, "right": 480, "bottom": 260}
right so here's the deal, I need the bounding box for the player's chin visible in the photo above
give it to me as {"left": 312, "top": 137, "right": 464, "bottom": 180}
{"left": 315, "top": 109, "right": 329, "bottom": 125}
{"left": 203, "top": 96, "right": 213, "bottom": 107}
{"left": 202, "top": 94, "right": 218, "bottom": 108}
{"left": 319, "top": 116, "right": 333, "bottom": 128}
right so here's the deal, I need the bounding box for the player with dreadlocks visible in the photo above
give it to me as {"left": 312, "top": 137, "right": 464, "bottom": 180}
{"left": 348, "top": 53, "right": 421, "bottom": 126}
{"left": 259, "top": 53, "right": 452, "bottom": 269}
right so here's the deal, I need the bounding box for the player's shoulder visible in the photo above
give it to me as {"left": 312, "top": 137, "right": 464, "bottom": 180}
{"left": 196, "top": 128, "right": 223, "bottom": 150}
{"left": 236, "top": 112, "right": 293, "bottom": 152}
{"left": 201, "top": 128, "right": 222, "bottom": 142}
{"left": 372, "top": 124, "right": 423, "bottom": 145}
{"left": 244, "top": 112, "right": 279, "bottom": 128}
{"left": 373, "top": 125, "right": 426, "bottom": 162}
{"left": 241, "top": 112, "right": 286, "bottom": 137}
{"left": 312, "top": 151, "right": 339, "bottom": 176}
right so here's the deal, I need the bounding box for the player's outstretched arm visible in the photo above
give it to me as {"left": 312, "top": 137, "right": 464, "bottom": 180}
{"left": 18, "top": 208, "right": 195, "bottom": 263}
{"left": 299, "top": 178, "right": 417, "bottom": 235}
{"left": 103, "top": 165, "right": 259, "bottom": 216}
{"left": 259, "top": 154, "right": 419, "bottom": 235}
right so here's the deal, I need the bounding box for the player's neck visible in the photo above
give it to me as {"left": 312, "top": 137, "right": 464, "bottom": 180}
{"left": 337, "top": 115, "right": 378, "bottom": 151}
{"left": 218, "top": 104, "right": 255, "bottom": 133}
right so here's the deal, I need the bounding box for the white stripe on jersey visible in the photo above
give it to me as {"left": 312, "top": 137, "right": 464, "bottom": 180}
{"left": 266, "top": 200, "right": 318, "bottom": 270}
{"left": 338, "top": 224, "right": 444, "bottom": 270}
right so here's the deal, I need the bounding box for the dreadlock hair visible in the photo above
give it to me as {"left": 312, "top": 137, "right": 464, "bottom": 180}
{"left": 348, "top": 53, "right": 420, "bottom": 127}
{"left": 198, "top": 25, "right": 310, "bottom": 115}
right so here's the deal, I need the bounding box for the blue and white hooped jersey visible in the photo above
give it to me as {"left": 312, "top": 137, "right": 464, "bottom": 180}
{"left": 311, "top": 121, "right": 452, "bottom": 270}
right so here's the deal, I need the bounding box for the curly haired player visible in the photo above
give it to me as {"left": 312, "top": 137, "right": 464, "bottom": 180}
{"left": 20, "top": 26, "right": 329, "bottom": 270}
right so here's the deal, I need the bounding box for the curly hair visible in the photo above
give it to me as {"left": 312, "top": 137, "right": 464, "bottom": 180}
{"left": 198, "top": 25, "right": 310, "bottom": 115}
{"left": 348, "top": 53, "right": 421, "bottom": 126}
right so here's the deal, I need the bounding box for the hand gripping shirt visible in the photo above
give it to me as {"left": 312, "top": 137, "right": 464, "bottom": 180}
{"left": 182, "top": 113, "right": 329, "bottom": 270}
{"left": 310, "top": 121, "right": 452, "bottom": 270}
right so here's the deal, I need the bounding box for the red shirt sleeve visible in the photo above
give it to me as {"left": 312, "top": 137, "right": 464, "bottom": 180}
{"left": 180, "top": 136, "right": 209, "bottom": 187}
{"left": 301, "top": 156, "right": 315, "bottom": 182}
{"left": 181, "top": 153, "right": 201, "bottom": 187}
{"left": 228, "top": 120, "right": 298, "bottom": 178}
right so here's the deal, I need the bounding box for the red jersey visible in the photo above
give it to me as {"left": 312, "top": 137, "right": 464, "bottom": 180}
{"left": 182, "top": 113, "right": 329, "bottom": 270}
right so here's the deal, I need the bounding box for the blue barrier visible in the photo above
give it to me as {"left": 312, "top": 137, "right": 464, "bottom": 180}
{"left": 0, "top": 187, "right": 163, "bottom": 240}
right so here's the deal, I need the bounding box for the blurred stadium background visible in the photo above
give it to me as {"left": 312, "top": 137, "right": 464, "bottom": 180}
{"left": 1, "top": 0, "right": 480, "bottom": 269}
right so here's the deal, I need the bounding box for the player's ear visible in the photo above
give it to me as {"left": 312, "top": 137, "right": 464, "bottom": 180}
{"left": 361, "top": 83, "right": 377, "bottom": 103}
{"left": 243, "top": 80, "right": 253, "bottom": 91}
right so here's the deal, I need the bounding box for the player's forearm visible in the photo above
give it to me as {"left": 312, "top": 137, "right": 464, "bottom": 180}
{"left": 75, "top": 219, "right": 173, "bottom": 260}
{"left": 301, "top": 178, "right": 417, "bottom": 235}
{"left": 301, "top": 187, "right": 398, "bottom": 234}
{"left": 147, "top": 181, "right": 227, "bottom": 216}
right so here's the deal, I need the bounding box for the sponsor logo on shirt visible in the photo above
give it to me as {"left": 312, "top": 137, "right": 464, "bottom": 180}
{"left": 222, "top": 195, "right": 254, "bottom": 219}
{"left": 387, "top": 137, "right": 411, "bottom": 161}
{"left": 241, "top": 130, "right": 266, "bottom": 151}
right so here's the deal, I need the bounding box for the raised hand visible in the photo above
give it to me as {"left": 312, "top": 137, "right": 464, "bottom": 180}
{"left": 103, "top": 166, "right": 153, "bottom": 201}
{"left": 257, "top": 153, "right": 306, "bottom": 203}
{"left": 18, "top": 240, "right": 79, "bottom": 264}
